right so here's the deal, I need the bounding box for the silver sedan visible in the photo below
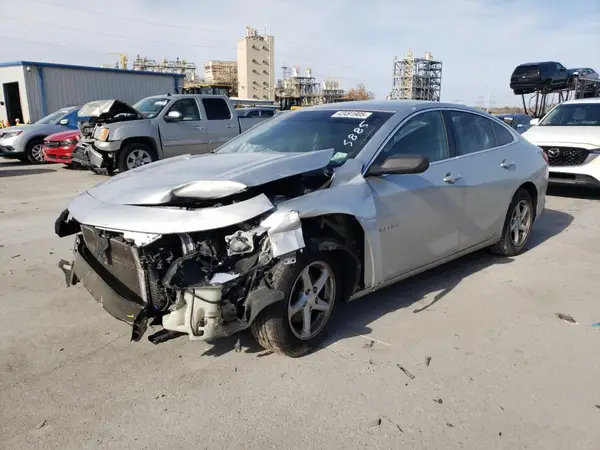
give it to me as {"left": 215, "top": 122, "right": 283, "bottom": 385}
{"left": 55, "top": 100, "right": 549, "bottom": 356}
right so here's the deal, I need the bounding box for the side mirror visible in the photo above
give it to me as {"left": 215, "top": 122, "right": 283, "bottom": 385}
{"left": 59, "top": 118, "right": 70, "bottom": 126}
{"left": 367, "top": 155, "right": 429, "bottom": 177}
{"left": 529, "top": 118, "right": 540, "bottom": 126}
{"left": 164, "top": 111, "right": 183, "bottom": 122}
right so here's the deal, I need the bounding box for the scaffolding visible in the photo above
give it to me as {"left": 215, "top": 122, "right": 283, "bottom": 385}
{"left": 275, "top": 66, "right": 344, "bottom": 109}
{"left": 131, "top": 55, "right": 198, "bottom": 82}
{"left": 387, "top": 50, "right": 443, "bottom": 101}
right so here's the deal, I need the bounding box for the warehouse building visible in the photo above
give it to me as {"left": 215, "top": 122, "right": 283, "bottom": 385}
{"left": 0, "top": 61, "right": 185, "bottom": 125}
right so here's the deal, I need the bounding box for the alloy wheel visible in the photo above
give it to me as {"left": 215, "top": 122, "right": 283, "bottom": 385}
{"left": 287, "top": 261, "right": 336, "bottom": 340}
{"left": 126, "top": 149, "right": 153, "bottom": 169}
{"left": 31, "top": 143, "right": 44, "bottom": 162}
{"left": 510, "top": 200, "right": 531, "bottom": 247}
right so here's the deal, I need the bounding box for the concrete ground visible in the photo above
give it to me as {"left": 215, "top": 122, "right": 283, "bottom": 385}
{"left": 0, "top": 159, "right": 599, "bottom": 450}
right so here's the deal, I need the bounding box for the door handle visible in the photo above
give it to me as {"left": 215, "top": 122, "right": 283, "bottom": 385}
{"left": 443, "top": 173, "right": 461, "bottom": 184}
{"left": 500, "top": 159, "right": 515, "bottom": 169}
{"left": 194, "top": 125, "right": 206, "bottom": 132}
{"left": 225, "top": 124, "right": 235, "bottom": 129}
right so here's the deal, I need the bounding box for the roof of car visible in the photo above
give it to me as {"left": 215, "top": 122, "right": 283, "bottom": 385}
{"left": 562, "top": 97, "right": 600, "bottom": 105}
{"left": 306, "top": 100, "right": 478, "bottom": 114}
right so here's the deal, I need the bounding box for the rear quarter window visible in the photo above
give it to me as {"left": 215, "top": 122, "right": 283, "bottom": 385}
{"left": 492, "top": 121, "right": 515, "bottom": 146}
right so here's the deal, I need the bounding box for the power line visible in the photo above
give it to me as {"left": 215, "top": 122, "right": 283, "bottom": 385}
{"left": 0, "top": 35, "right": 367, "bottom": 85}
{"left": 26, "top": 0, "right": 375, "bottom": 63}
{"left": 9, "top": 12, "right": 362, "bottom": 74}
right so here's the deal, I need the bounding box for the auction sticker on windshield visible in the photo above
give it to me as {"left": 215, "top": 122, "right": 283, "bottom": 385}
{"left": 331, "top": 111, "right": 373, "bottom": 119}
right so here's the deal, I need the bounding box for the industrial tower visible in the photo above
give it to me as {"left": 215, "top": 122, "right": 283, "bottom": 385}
{"left": 387, "top": 50, "right": 443, "bottom": 101}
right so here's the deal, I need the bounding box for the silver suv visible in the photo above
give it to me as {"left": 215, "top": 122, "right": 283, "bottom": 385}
{"left": 0, "top": 107, "right": 80, "bottom": 163}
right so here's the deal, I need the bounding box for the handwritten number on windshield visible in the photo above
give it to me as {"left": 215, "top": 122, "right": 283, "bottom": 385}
{"left": 343, "top": 121, "right": 369, "bottom": 147}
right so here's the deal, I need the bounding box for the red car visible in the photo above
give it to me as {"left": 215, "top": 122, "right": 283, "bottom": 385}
{"left": 43, "top": 129, "right": 80, "bottom": 165}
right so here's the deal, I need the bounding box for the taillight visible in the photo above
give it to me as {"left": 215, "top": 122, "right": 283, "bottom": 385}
{"left": 541, "top": 150, "right": 549, "bottom": 165}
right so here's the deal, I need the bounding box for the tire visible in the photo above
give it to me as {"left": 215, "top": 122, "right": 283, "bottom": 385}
{"left": 490, "top": 189, "right": 534, "bottom": 257}
{"left": 25, "top": 139, "right": 45, "bottom": 164}
{"left": 250, "top": 250, "right": 343, "bottom": 357}
{"left": 116, "top": 143, "right": 156, "bottom": 173}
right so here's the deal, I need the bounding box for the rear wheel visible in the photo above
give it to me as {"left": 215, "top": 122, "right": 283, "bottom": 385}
{"left": 25, "top": 139, "right": 45, "bottom": 164}
{"left": 251, "top": 251, "right": 342, "bottom": 357}
{"left": 490, "top": 188, "right": 534, "bottom": 256}
{"left": 116, "top": 143, "right": 156, "bottom": 173}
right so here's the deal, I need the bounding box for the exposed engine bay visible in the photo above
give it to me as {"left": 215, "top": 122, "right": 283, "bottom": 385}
{"left": 55, "top": 160, "right": 364, "bottom": 345}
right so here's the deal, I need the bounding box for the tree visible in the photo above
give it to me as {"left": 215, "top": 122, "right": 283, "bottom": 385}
{"left": 344, "top": 83, "right": 375, "bottom": 101}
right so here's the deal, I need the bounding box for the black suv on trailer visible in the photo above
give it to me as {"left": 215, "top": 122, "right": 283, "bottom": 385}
{"left": 510, "top": 62, "right": 574, "bottom": 95}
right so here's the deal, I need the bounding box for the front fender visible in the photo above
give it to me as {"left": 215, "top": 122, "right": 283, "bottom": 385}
{"left": 267, "top": 159, "right": 382, "bottom": 289}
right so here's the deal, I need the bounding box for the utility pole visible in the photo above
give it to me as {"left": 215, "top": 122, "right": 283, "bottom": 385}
{"left": 486, "top": 67, "right": 492, "bottom": 112}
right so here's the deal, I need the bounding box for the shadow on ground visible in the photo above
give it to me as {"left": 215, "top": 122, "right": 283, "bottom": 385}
{"left": 0, "top": 158, "right": 55, "bottom": 177}
{"left": 0, "top": 168, "right": 55, "bottom": 177}
{"left": 547, "top": 185, "right": 600, "bottom": 200}
{"left": 186, "top": 208, "right": 574, "bottom": 357}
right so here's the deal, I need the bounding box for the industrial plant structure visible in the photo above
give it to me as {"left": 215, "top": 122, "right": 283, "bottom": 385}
{"left": 204, "top": 60, "right": 237, "bottom": 85}
{"left": 275, "top": 66, "right": 344, "bottom": 109}
{"left": 387, "top": 50, "right": 443, "bottom": 101}
{"left": 237, "top": 27, "right": 275, "bottom": 101}
{"left": 131, "top": 55, "right": 198, "bottom": 82}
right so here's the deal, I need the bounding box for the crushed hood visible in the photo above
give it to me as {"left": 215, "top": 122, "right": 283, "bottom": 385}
{"left": 87, "top": 149, "right": 335, "bottom": 205}
{"left": 78, "top": 100, "right": 142, "bottom": 122}
{"left": 523, "top": 126, "right": 600, "bottom": 147}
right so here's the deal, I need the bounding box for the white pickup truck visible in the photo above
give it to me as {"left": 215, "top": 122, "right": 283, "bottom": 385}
{"left": 73, "top": 94, "right": 270, "bottom": 174}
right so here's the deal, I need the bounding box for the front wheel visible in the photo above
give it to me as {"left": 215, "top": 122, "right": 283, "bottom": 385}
{"left": 251, "top": 251, "right": 342, "bottom": 357}
{"left": 490, "top": 189, "right": 534, "bottom": 256}
{"left": 25, "top": 139, "right": 45, "bottom": 164}
{"left": 116, "top": 143, "right": 156, "bottom": 173}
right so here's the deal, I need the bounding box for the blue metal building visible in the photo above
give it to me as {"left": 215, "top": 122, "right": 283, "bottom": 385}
{"left": 0, "top": 61, "right": 185, "bottom": 124}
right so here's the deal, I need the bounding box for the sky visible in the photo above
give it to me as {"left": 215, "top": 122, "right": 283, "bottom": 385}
{"left": 1, "top": 0, "right": 599, "bottom": 106}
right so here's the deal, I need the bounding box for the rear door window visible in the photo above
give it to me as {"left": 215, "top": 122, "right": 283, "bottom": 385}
{"left": 447, "top": 111, "right": 497, "bottom": 155}
{"left": 202, "top": 98, "right": 232, "bottom": 120}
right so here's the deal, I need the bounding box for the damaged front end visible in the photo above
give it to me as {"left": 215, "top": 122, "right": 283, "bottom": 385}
{"left": 56, "top": 205, "right": 306, "bottom": 344}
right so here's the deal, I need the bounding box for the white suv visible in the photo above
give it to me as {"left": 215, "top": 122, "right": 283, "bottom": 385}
{"left": 523, "top": 98, "right": 600, "bottom": 187}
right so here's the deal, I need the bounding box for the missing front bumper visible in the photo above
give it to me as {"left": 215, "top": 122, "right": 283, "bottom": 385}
{"left": 68, "top": 238, "right": 285, "bottom": 343}
{"left": 71, "top": 239, "right": 145, "bottom": 325}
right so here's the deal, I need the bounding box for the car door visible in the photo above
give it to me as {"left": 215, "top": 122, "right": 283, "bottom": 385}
{"left": 555, "top": 63, "right": 568, "bottom": 86}
{"left": 200, "top": 98, "right": 238, "bottom": 152}
{"left": 365, "top": 109, "right": 463, "bottom": 281}
{"left": 158, "top": 98, "right": 207, "bottom": 157}
{"left": 443, "top": 110, "right": 519, "bottom": 249}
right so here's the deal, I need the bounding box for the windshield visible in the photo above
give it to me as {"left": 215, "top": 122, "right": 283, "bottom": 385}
{"left": 133, "top": 97, "right": 170, "bottom": 118}
{"left": 216, "top": 109, "right": 395, "bottom": 165}
{"left": 35, "top": 109, "right": 72, "bottom": 125}
{"left": 539, "top": 103, "right": 600, "bottom": 126}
